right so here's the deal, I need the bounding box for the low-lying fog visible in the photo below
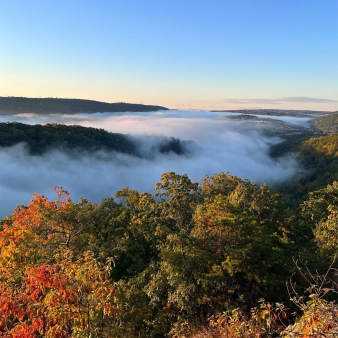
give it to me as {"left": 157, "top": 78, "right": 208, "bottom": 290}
{"left": 0, "top": 110, "right": 310, "bottom": 218}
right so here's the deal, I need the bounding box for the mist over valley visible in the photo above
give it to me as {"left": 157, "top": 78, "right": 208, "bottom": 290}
{"left": 1, "top": 1, "right": 337, "bottom": 334}
{"left": 0, "top": 109, "right": 316, "bottom": 218}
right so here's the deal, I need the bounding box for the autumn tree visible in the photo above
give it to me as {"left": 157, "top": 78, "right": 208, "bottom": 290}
{"left": 0, "top": 171, "right": 332, "bottom": 337}
{"left": 0, "top": 189, "right": 120, "bottom": 337}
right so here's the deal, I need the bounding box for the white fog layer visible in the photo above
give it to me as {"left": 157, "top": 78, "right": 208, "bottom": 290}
{"left": 0, "top": 110, "right": 307, "bottom": 218}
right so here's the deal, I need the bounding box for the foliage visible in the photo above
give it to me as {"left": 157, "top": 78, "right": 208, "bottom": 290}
{"left": 0, "top": 189, "right": 119, "bottom": 337}
{"left": 0, "top": 173, "right": 337, "bottom": 337}
{"left": 0, "top": 96, "right": 168, "bottom": 115}
{"left": 302, "top": 181, "right": 338, "bottom": 258}
{"left": 281, "top": 257, "right": 338, "bottom": 337}
{"left": 270, "top": 133, "right": 338, "bottom": 202}
{"left": 192, "top": 173, "right": 291, "bottom": 308}
{"left": 0, "top": 122, "right": 188, "bottom": 157}
{"left": 192, "top": 301, "right": 288, "bottom": 338}
{"left": 0, "top": 253, "right": 117, "bottom": 337}
{"left": 192, "top": 258, "right": 338, "bottom": 338}
{"left": 312, "top": 111, "right": 338, "bottom": 134}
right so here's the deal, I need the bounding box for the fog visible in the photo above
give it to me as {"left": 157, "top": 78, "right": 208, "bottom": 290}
{"left": 0, "top": 110, "right": 308, "bottom": 218}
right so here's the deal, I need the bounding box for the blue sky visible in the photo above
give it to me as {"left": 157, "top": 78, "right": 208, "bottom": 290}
{"left": 1, "top": 0, "right": 337, "bottom": 110}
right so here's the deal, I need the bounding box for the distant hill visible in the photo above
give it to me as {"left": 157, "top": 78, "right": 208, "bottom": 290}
{"left": 312, "top": 111, "right": 338, "bottom": 134}
{"left": 0, "top": 122, "right": 189, "bottom": 157}
{"left": 270, "top": 133, "right": 338, "bottom": 201}
{"left": 0, "top": 97, "right": 168, "bottom": 115}
{"left": 211, "top": 109, "right": 331, "bottom": 117}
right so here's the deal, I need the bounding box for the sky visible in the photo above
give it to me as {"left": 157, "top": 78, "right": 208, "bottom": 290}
{"left": 0, "top": 0, "right": 337, "bottom": 110}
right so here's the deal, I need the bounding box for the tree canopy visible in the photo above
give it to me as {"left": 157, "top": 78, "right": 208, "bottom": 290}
{"left": 0, "top": 171, "right": 337, "bottom": 337}
{"left": 0, "top": 122, "right": 189, "bottom": 157}
{"left": 0, "top": 97, "right": 168, "bottom": 115}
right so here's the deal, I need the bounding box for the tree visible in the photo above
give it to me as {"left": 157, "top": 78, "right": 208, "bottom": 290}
{"left": 192, "top": 173, "right": 291, "bottom": 309}
{"left": 302, "top": 181, "right": 338, "bottom": 258}
{"left": 0, "top": 190, "right": 119, "bottom": 337}
{"left": 142, "top": 173, "right": 292, "bottom": 336}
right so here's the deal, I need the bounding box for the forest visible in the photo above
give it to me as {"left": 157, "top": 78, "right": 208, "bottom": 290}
{"left": 0, "top": 122, "right": 187, "bottom": 158}
{"left": 312, "top": 112, "right": 338, "bottom": 134}
{"left": 0, "top": 97, "right": 168, "bottom": 115}
{"left": 0, "top": 114, "right": 337, "bottom": 337}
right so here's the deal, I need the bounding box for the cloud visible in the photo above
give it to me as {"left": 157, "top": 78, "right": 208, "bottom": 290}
{"left": 224, "top": 99, "right": 282, "bottom": 104}
{"left": 280, "top": 97, "right": 338, "bottom": 103}
{"left": 0, "top": 111, "right": 303, "bottom": 218}
{"left": 224, "top": 97, "right": 338, "bottom": 104}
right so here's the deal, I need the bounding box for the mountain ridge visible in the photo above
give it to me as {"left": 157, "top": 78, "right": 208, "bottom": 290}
{"left": 0, "top": 96, "right": 168, "bottom": 115}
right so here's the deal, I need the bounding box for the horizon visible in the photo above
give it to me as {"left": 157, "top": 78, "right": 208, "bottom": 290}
{"left": 0, "top": 95, "right": 336, "bottom": 113}
{"left": 1, "top": 1, "right": 337, "bottom": 111}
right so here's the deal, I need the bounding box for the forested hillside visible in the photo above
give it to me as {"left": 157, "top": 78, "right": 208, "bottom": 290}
{"left": 0, "top": 122, "right": 188, "bottom": 157}
{"left": 0, "top": 169, "right": 337, "bottom": 337}
{"left": 270, "top": 133, "right": 338, "bottom": 201}
{"left": 0, "top": 97, "right": 168, "bottom": 115}
{"left": 0, "top": 120, "right": 337, "bottom": 337}
{"left": 312, "top": 111, "right": 338, "bottom": 134}
{"left": 211, "top": 109, "right": 330, "bottom": 117}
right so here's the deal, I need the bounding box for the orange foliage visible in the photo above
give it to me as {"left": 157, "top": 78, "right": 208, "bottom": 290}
{"left": 0, "top": 189, "right": 117, "bottom": 337}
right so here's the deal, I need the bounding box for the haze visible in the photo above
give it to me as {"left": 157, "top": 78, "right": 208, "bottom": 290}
{"left": 1, "top": 0, "right": 337, "bottom": 216}
{"left": 0, "top": 111, "right": 304, "bottom": 217}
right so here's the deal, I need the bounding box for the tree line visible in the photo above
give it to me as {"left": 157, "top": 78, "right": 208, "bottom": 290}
{"left": 0, "top": 97, "right": 168, "bottom": 115}
{"left": 0, "top": 130, "right": 337, "bottom": 337}
{"left": 0, "top": 169, "right": 337, "bottom": 337}
{"left": 0, "top": 122, "right": 187, "bottom": 158}
{"left": 270, "top": 133, "right": 338, "bottom": 201}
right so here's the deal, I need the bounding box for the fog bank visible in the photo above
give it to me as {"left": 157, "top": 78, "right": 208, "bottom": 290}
{"left": 0, "top": 110, "right": 305, "bottom": 218}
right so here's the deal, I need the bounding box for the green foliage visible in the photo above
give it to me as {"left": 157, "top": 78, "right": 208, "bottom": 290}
{"left": 154, "top": 172, "right": 200, "bottom": 233}
{"left": 0, "top": 122, "right": 136, "bottom": 155}
{"left": 194, "top": 174, "right": 292, "bottom": 308}
{"left": 271, "top": 133, "right": 338, "bottom": 202}
{"left": 302, "top": 134, "right": 338, "bottom": 157}
{"left": 302, "top": 181, "right": 338, "bottom": 258}
{"left": 1, "top": 172, "right": 337, "bottom": 337}
{"left": 0, "top": 122, "right": 188, "bottom": 157}
{"left": 193, "top": 259, "right": 338, "bottom": 338}
{"left": 312, "top": 111, "right": 338, "bottom": 134}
